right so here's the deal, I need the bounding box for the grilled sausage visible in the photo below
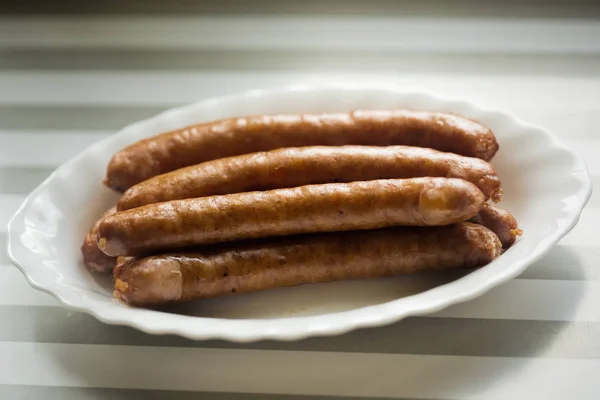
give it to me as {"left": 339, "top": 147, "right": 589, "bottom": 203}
{"left": 470, "top": 203, "right": 522, "bottom": 248}
{"left": 81, "top": 207, "right": 117, "bottom": 273}
{"left": 98, "top": 178, "right": 485, "bottom": 257}
{"left": 114, "top": 222, "right": 502, "bottom": 307}
{"left": 105, "top": 110, "right": 499, "bottom": 192}
{"left": 118, "top": 145, "right": 502, "bottom": 210}
{"left": 112, "top": 256, "right": 134, "bottom": 279}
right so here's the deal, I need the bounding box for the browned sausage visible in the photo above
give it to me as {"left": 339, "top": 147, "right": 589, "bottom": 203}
{"left": 112, "top": 256, "right": 134, "bottom": 279}
{"left": 98, "top": 178, "right": 485, "bottom": 257}
{"left": 80, "top": 207, "right": 117, "bottom": 273}
{"left": 105, "top": 110, "right": 499, "bottom": 192}
{"left": 118, "top": 145, "right": 502, "bottom": 211}
{"left": 470, "top": 203, "right": 522, "bottom": 248}
{"left": 114, "top": 222, "right": 501, "bottom": 307}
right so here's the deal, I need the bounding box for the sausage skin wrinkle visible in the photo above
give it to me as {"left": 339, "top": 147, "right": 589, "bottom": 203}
{"left": 114, "top": 223, "right": 502, "bottom": 307}
{"left": 98, "top": 178, "right": 485, "bottom": 257}
{"left": 471, "top": 203, "right": 522, "bottom": 248}
{"left": 105, "top": 110, "right": 499, "bottom": 191}
{"left": 118, "top": 145, "right": 502, "bottom": 210}
{"left": 81, "top": 207, "right": 117, "bottom": 273}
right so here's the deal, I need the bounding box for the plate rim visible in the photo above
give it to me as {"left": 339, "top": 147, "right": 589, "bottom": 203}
{"left": 7, "top": 83, "right": 593, "bottom": 342}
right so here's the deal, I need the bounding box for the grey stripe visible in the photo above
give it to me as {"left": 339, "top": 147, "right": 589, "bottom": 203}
{"left": 0, "top": 167, "right": 52, "bottom": 194}
{"left": 0, "top": 305, "right": 594, "bottom": 358}
{"left": 3, "top": 0, "right": 600, "bottom": 18}
{"left": 2, "top": 50, "right": 600, "bottom": 76}
{"left": 0, "top": 385, "right": 428, "bottom": 400}
{"left": 0, "top": 106, "right": 165, "bottom": 130}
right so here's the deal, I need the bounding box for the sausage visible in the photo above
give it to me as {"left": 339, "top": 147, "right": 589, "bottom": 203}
{"left": 470, "top": 203, "right": 522, "bottom": 248}
{"left": 112, "top": 256, "right": 134, "bottom": 279}
{"left": 80, "top": 207, "right": 117, "bottom": 273}
{"left": 98, "top": 177, "right": 485, "bottom": 257}
{"left": 105, "top": 110, "right": 499, "bottom": 192}
{"left": 118, "top": 145, "right": 502, "bottom": 211}
{"left": 113, "top": 222, "right": 502, "bottom": 307}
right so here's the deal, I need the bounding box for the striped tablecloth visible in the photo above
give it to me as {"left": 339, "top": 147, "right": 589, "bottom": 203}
{"left": 1, "top": 2, "right": 600, "bottom": 399}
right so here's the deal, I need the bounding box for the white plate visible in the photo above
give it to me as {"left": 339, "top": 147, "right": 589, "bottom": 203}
{"left": 7, "top": 84, "right": 592, "bottom": 342}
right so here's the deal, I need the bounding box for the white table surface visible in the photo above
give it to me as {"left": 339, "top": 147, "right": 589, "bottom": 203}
{"left": 1, "top": 2, "right": 600, "bottom": 399}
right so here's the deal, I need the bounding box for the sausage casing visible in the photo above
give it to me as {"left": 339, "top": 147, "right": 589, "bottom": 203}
{"left": 80, "top": 207, "right": 117, "bottom": 273}
{"left": 99, "top": 177, "right": 485, "bottom": 257}
{"left": 114, "top": 222, "right": 502, "bottom": 307}
{"left": 118, "top": 145, "right": 502, "bottom": 210}
{"left": 105, "top": 110, "right": 499, "bottom": 191}
{"left": 470, "top": 203, "right": 522, "bottom": 248}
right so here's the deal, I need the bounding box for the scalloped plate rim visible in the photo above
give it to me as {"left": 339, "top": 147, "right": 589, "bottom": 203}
{"left": 7, "top": 83, "right": 593, "bottom": 342}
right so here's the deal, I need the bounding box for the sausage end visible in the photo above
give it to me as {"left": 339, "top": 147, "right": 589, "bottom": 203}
{"left": 81, "top": 207, "right": 118, "bottom": 273}
{"left": 114, "top": 256, "right": 184, "bottom": 307}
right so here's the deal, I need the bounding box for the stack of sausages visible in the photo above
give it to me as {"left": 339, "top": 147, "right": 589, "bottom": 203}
{"left": 81, "top": 110, "right": 521, "bottom": 308}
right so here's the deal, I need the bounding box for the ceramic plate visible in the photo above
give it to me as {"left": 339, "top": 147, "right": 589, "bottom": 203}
{"left": 7, "top": 84, "right": 592, "bottom": 341}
